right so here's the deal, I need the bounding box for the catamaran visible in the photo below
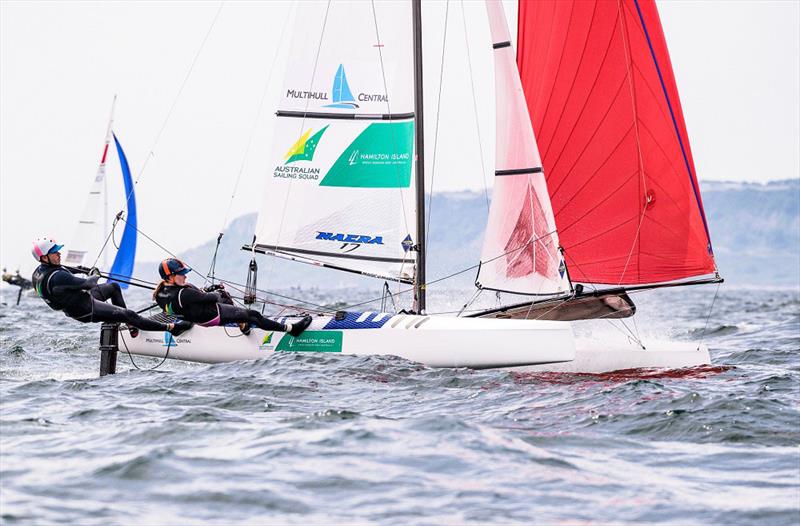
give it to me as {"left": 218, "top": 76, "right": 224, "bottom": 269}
{"left": 115, "top": 0, "right": 721, "bottom": 373}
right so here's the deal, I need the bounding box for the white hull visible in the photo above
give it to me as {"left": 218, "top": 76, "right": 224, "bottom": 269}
{"left": 121, "top": 313, "right": 576, "bottom": 369}
{"left": 507, "top": 338, "right": 711, "bottom": 374}
{"left": 120, "top": 312, "right": 711, "bottom": 373}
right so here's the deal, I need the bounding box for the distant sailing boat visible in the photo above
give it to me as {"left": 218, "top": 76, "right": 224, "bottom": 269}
{"left": 65, "top": 96, "right": 138, "bottom": 288}
{"left": 122, "top": 0, "right": 720, "bottom": 373}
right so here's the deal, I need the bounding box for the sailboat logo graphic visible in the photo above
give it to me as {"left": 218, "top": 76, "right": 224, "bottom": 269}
{"left": 324, "top": 64, "right": 360, "bottom": 109}
{"left": 163, "top": 332, "right": 177, "bottom": 347}
{"left": 284, "top": 125, "right": 329, "bottom": 164}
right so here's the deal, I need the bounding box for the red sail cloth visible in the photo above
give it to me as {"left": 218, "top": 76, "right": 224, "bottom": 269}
{"left": 517, "top": 0, "right": 716, "bottom": 285}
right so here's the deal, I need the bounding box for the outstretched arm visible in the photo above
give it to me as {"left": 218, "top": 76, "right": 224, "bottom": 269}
{"left": 48, "top": 270, "right": 99, "bottom": 295}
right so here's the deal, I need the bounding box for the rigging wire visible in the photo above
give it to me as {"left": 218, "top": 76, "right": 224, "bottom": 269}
{"left": 615, "top": 0, "right": 649, "bottom": 289}
{"left": 696, "top": 281, "right": 721, "bottom": 351}
{"left": 208, "top": 2, "right": 294, "bottom": 284}
{"left": 122, "top": 1, "right": 225, "bottom": 209}
{"left": 337, "top": 227, "right": 559, "bottom": 311}
{"left": 424, "top": 0, "right": 450, "bottom": 247}
{"left": 369, "top": 0, "right": 416, "bottom": 295}
{"left": 115, "top": 215, "right": 214, "bottom": 289}
{"left": 460, "top": 0, "right": 491, "bottom": 214}
{"left": 214, "top": 277, "right": 330, "bottom": 312}
{"left": 264, "top": 0, "right": 331, "bottom": 294}
{"left": 90, "top": 212, "right": 123, "bottom": 269}
{"left": 89, "top": 2, "right": 223, "bottom": 271}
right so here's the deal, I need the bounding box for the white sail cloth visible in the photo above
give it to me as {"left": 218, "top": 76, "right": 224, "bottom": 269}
{"left": 65, "top": 99, "right": 116, "bottom": 269}
{"left": 254, "top": 1, "right": 417, "bottom": 283}
{"left": 476, "top": 0, "right": 570, "bottom": 296}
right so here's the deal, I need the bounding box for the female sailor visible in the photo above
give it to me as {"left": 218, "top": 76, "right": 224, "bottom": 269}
{"left": 153, "top": 258, "right": 311, "bottom": 337}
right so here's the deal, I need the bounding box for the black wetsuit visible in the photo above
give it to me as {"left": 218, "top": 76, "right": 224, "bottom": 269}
{"left": 32, "top": 264, "right": 169, "bottom": 332}
{"left": 155, "top": 283, "right": 287, "bottom": 331}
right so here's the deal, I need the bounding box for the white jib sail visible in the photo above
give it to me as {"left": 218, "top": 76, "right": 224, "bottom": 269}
{"left": 254, "top": 1, "right": 417, "bottom": 283}
{"left": 476, "top": 0, "right": 570, "bottom": 296}
{"left": 65, "top": 98, "right": 116, "bottom": 269}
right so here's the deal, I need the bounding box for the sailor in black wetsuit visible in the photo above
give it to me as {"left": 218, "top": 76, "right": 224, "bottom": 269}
{"left": 30, "top": 238, "right": 191, "bottom": 336}
{"left": 153, "top": 258, "right": 311, "bottom": 336}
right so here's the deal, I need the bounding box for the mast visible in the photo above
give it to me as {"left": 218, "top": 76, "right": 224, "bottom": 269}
{"left": 103, "top": 95, "right": 117, "bottom": 270}
{"left": 412, "top": 0, "right": 426, "bottom": 313}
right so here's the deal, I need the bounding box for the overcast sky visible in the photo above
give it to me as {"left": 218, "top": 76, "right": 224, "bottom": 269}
{"left": 1, "top": 0, "right": 798, "bottom": 274}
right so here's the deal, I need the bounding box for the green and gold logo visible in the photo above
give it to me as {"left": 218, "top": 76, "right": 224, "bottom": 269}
{"left": 284, "top": 126, "right": 329, "bottom": 164}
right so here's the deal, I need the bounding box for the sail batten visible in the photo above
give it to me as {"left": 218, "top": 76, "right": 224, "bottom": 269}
{"left": 517, "top": 0, "right": 716, "bottom": 286}
{"left": 276, "top": 110, "right": 415, "bottom": 121}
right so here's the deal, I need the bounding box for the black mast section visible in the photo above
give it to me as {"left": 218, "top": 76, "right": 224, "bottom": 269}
{"left": 412, "top": 0, "right": 426, "bottom": 313}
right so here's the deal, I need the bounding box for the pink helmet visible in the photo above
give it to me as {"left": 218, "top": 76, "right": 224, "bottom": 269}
{"left": 31, "top": 238, "right": 63, "bottom": 261}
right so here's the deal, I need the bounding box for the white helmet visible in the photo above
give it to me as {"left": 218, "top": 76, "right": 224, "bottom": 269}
{"left": 31, "top": 238, "right": 63, "bottom": 262}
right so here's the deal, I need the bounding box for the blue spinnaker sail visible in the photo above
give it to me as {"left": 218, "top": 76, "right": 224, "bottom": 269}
{"left": 108, "top": 133, "right": 137, "bottom": 289}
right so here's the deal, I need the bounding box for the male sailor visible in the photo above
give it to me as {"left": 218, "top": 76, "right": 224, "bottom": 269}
{"left": 31, "top": 238, "right": 191, "bottom": 337}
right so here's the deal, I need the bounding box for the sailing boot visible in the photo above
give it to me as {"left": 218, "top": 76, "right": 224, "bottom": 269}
{"left": 169, "top": 320, "right": 194, "bottom": 337}
{"left": 287, "top": 315, "right": 312, "bottom": 337}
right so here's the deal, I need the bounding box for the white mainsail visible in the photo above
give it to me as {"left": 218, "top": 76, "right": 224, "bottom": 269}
{"left": 475, "top": 0, "right": 570, "bottom": 296}
{"left": 253, "top": 1, "right": 417, "bottom": 283}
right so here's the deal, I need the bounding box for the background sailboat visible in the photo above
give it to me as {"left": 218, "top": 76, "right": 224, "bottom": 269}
{"left": 64, "top": 97, "right": 138, "bottom": 288}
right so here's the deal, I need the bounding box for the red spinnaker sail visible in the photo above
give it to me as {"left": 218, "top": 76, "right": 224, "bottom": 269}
{"left": 517, "top": 0, "right": 716, "bottom": 285}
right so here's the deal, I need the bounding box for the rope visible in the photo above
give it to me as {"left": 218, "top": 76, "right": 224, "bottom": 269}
{"left": 615, "top": 0, "right": 649, "bottom": 286}
{"left": 211, "top": 3, "right": 293, "bottom": 285}
{"left": 425, "top": 0, "right": 450, "bottom": 247}
{"left": 115, "top": 214, "right": 208, "bottom": 285}
{"left": 119, "top": 328, "right": 172, "bottom": 371}
{"left": 91, "top": 3, "right": 223, "bottom": 275}
{"left": 697, "top": 282, "right": 721, "bottom": 351}
{"left": 214, "top": 277, "right": 329, "bottom": 313}
{"left": 90, "top": 212, "right": 123, "bottom": 269}
{"left": 122, "top": 1, "right": 225, "bottom": 209}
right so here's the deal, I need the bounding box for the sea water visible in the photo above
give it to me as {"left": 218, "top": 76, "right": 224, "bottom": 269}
{"left": 1, "top": 286, "right": 798, "bottom": 525}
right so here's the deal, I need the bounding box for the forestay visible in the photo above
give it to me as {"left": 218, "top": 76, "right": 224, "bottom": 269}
{"left": 516, "top": 0, "right": 716, "bottom": 286}
{"left": 476, "top": 0, "right": 570, "bottom": 296}
{"left": 253, "top": 1, "right": 417, "bottom": 283}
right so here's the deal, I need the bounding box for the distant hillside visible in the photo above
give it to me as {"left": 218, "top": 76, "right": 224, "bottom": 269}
{"left": 136, "top": 179, "right": 800, "bottom": 289}
{"left": 700, "top": 179, "right": 799, "bottom": 286}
